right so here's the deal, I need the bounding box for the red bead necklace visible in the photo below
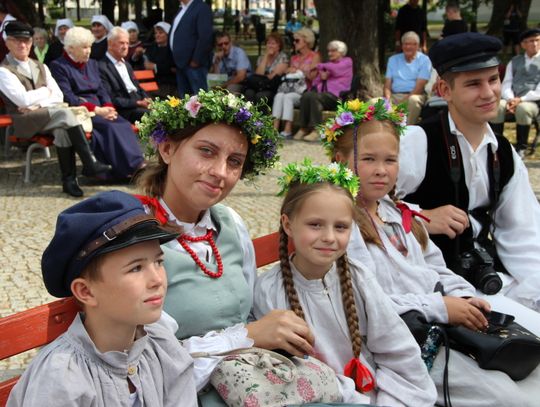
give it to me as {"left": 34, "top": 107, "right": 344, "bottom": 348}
{"left": 177, "top": 229, "right": 224, "bottom": 278}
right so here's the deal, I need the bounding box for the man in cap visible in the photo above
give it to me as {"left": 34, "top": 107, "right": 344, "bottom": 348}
{"left": 98, "top": 26, "right": 151, "bottom": 123}
{"left": 0, "top": 21, "right": 111, "bottom": 197}
{"left": 90, "top": 14, "right": 113, "bottom": 60}
{"left": 491, "top": 28, "right": 540, "bottom": 156}
{"left": 396, "top": 32, "right": 540, "bottom": 313}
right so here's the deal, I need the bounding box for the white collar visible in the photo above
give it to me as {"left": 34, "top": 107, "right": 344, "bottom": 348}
{"left": 158, "top": 198, "right": 217, "bottom": 235}
{"left": 447, "top": 111, "right": 498, "bottom": 154}
{"left": 525, "top": 51, "right": 540, "bottom": 62}
{"left": 106, "top": 51, "right": 124, "bottom": 65}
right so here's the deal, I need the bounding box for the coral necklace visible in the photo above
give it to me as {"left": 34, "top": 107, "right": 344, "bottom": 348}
{"left": 177, "top": 230, "right": 224, "bottom": 278}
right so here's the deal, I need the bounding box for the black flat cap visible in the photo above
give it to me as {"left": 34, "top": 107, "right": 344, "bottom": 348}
{"left": 4, "top": 21, "right": 34, "bottom": 39}
{"left": 41, "top": 190, "right": 180, "bottom": 298}
{"left": 429, "top": 32, "right": 502, "bottom": 76}
{"left": 520, "top": 28, "right": 540, "bottom": 43}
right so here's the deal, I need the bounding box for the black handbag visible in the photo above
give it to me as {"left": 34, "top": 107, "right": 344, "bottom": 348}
{"left": 445, "top": 312, "right": 540, "bottom": 380}
{"left": 402, "top": 310, "right": 540, "bottom": 381}
{"left": 243, "top": 74, "right": 282, "bottom": 93}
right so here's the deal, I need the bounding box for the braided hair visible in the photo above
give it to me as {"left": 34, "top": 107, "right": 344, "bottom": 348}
{"left": 278, "top": 182, "right": 362, "bottom": 359}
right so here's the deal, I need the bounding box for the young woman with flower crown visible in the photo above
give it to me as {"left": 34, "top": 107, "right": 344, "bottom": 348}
{"left": 253, "top": 160, "right": 437, "bottom": 406}
{"left": 135, "top": 89, "right": 319, "bottom": 406}
{"left": 323, "top": 99, "right": 540, "bottom": 406}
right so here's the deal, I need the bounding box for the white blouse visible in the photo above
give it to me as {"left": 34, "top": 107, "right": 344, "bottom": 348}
{"left": 253, "top": 257, "right": 437, "bottom": 407}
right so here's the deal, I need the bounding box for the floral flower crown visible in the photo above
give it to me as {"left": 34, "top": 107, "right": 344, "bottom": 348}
{"left": 318, "top": 98, "right": 408, "bottom": 158}
{"left": 136, "top": 89, "right": 282, "bottom": 179}
{"left": 277, "top": 159, "right": 359, "bottom": 197}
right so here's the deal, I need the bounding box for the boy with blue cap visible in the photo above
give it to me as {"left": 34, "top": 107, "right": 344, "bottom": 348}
{"left": 7, "top": 190, "right": 197, "bottom": 407}
{"left": 396, "top": 31, "right": 540, "bottom": 407}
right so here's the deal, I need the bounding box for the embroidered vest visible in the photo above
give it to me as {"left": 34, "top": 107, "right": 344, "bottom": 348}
{"left": 403, "top": 111, "right": 514, "bottom": 269}
{"left": 162, "top": 204, "right": 251, "bottom": 339}
{"left": 0, "top": 55, "right": 51, "bottom": 137}
{"left": 511, "top": 54, "right": 540, "bottom": 98}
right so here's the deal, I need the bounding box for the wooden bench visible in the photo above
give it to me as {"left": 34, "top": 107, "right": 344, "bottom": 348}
{"left": 133, "top": 69, "right": 159, "bottom": 93}
{"left": 0, "top": 231, "right": 281, "bottom": 406}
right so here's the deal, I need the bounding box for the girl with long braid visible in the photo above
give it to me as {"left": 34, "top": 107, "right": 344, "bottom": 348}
{"left": 253, "top": 160, "right": 436, "bottom": 406}
{"left": 325, "top": 98, "right": 540, "bottom": 406}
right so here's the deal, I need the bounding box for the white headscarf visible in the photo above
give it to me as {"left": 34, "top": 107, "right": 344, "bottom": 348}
{"left": 54, "top": 18, "right": 74, "bottom": 38}
{"left": 91, "top": 15, "right": 114, "bottom": 33}
{"left": 154, "top": 21, "right": 171, "bottom": 35}
{"left": 120, "top": 21, "right": 138, "bottom": 33}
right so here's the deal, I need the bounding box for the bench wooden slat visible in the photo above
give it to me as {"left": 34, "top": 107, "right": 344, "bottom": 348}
{"left": 140, "top": 82, "right": 159, "bottom": 93}
{"left": 133, "top": 70, "right": 155, "bottom": 81}
{"left": 0, "top": 378, "right": 18, "bottom": 406}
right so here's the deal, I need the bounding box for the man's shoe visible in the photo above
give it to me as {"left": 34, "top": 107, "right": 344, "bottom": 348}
{"left": 303, "top": 130, "right": 320, "bottom": 141}
{"left": 293, "top": 129, "right": 307, "bottom": 140}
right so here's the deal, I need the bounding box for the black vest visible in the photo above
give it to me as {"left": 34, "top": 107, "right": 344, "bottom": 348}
{"left": 404, "top": 110, "right": 514, "bottom": 269}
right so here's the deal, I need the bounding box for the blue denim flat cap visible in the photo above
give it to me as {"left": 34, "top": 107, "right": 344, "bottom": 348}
{"left": 429, "top": 32, "right": 502, "bottom": 76}
{"left": 41, "top": 190, "right": 179, "bottom": 298}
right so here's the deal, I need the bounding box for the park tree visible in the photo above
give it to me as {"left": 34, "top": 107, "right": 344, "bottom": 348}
{"left": 486, "top": 0, "right": 532, "bottom": 36}
{"left": 314, "top": 0, "right": 382, "bottom": 98}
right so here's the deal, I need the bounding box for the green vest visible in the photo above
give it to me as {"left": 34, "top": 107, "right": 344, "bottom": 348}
{"left": 163, "top": 204, "right": 252, "bottom": 339}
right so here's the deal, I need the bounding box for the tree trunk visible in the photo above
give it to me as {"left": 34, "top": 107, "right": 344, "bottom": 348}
{"left": 134, "top": 0, "right": 143, "bottom": 22}
{"left": 37, "top": 0, "right": 45, "bottom": 25}
{"left": 146, "top": 0, "right": 153, "bottom": 17}
{"left": 102, "top": 0, "right": 116, "bottom": 24}
{"left": 164, "top": 0, "right": 178, "bottom": 22}
{"left": 245, "top": 0, "right": 249, "bottom": 12}
{"left": 17, "top": 0, "right": 40, "bottom": 26}
{"left": 285, "top": 0, "right": 293, "bottom": 20}
{"left": 486, "top": 0, "right": 532, "bottom": 36}
{"left": 273, "top": 0, "right": 281, "bottom": 31}
{"left": 118, "top": 0, "right": 129, "bottom": 23}
{"left": 314, "top": 0, "right": 382, "bottom": 98}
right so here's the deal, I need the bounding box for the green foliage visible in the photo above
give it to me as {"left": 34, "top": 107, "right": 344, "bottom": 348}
{"left": 277, "top": 158, "right": 360, "bottom": 198}
{"left": 136, "top": 89, "right": 283, "bottom": 180}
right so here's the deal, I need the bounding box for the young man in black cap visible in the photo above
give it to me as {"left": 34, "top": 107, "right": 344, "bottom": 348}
{"left": 396, "top": 32, "right": 540, "bottom": 314}
{"left": 492, "top": 28, "right": 540, "bottom": 156}
{"left": 7, "top": 190, "right": 198, "bottom": 406}
{"left": 0, "top": 21, "right": 111, "bottom": 197}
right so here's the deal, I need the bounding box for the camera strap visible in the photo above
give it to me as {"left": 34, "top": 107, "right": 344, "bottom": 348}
{"left": 440, "top": 114, "right": 501, "bottom": 247}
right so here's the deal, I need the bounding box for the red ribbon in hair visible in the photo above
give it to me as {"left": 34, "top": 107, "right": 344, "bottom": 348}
{"left": 396, "top": 202, "right": 431, "bottom": 233}
{"left": 134, "top": 195, "right": 169, "bottom": 225}
{"left": 344, "top": 357, "right": 376, "bottom": 393}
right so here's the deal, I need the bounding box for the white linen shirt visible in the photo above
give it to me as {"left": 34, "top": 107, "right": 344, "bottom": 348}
{"left": 106, "top": 52, "right": 138, "bottom": 93}
{"left": 253, "top": 258, "right": 437, "bottom": 407}
{"left": 397, "top": 113, "right": 540, "bottom": 310}
{"left": 501, "top": 52, "right": 540, "bottom": 101}
{"left": 170, "top": 0, "right": 194, "bottom": 49}
{"left": 347, "top": 196, "right": 476, "bottom": 324}
{"left": 0, "top": 58, "right": 64, "bottom": 108}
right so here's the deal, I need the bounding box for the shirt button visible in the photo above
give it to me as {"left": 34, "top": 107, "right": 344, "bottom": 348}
{"left": 127, "top": 365, "right": 137, "bottom": 375}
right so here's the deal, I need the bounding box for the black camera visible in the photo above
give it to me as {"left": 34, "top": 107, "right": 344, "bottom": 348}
{"left": 458, "top": 247, "right": 503, "bottom": 295}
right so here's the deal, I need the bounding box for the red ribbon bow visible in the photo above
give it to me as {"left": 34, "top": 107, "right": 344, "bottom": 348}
{"left": 344, "top": 357, "right": 376, "bottom": 393}
{"left": 134, "top": 195, "right": 169, "bottom": 225}
{"left": 396, "top": 202, "right": 431, "bottom": 233}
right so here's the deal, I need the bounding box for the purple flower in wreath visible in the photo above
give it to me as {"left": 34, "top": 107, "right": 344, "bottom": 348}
{"left": 383, "top": 97, "right": 393, "bottom": 113}
{"left": 235, "top": 107, "right": 252, "bottom": 123}
{"left": 336, "top": 111, "right": 354, "bottom": 126}
{"left": 253, "top": 120, "right": 263, "bottom": 129}
{"left": 150, "top": 122, "right": 167, "bottom": 147}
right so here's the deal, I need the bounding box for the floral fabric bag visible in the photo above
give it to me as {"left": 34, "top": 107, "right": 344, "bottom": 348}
{"left": 192, "top": 347, "right": 342, "bottom": 407}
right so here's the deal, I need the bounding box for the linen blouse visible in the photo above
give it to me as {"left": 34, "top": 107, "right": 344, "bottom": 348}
{"left": 253, "top": 258, "right": 437, "bottom": 407}
{"left": 347, "top": 196, "right": 476, "bottom": 324}
{"left": 7, "top": 313, "right": 197, "bottom": 407}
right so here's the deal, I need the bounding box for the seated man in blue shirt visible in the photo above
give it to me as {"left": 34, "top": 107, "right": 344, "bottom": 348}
{"left": 210, "top": 31, "right": 251, "bottom": 94}
{"left": 384, "top": 31, "right": 432, "bottom": 124}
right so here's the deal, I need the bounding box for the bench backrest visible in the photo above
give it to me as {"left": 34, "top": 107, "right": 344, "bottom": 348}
{"left": 0, "top": 231, "right": 281, "bottom": 406}
{"left": 133, "top": 69, "right": 159, "bottom": 93}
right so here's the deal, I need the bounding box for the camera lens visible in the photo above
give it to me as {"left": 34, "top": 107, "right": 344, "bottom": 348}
{"left": 476, "top": 269, "right": 503, "bottom": 295}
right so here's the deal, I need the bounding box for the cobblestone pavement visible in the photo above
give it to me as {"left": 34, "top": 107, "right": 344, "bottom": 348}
{"left": 1, "top": 139, "right": 540, "bottom": 379}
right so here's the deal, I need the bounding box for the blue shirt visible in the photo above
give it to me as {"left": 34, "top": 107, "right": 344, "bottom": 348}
{"left": 385, "top": 52, "right": 432, "bottom": 93}
{"left": 216, "top": 46, "right": 252, "bottom": 79}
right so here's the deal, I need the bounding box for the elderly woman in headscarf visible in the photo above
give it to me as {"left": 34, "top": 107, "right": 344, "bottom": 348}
{"left": 90, "top": 14, "right": 113, "bottom": 59}
{"left": 143, "top": 22, "right": 177, "bottom": 98}
{"left": 121, "top": 20, "right": 144, "bottom": 70}
{"left": 50, "top": 26, "right": 145, "bottom": 180}
{"left": 44, "top": 18, "right": 74, "bottom": 65}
